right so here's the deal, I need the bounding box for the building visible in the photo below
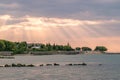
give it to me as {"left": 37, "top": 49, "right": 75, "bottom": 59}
{"left": 27, "top": 43, "right": 41, "bottom": 49}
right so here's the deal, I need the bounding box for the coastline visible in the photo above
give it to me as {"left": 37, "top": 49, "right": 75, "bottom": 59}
{"left": 0, "top": 51, "right": 120, "bottom": 57}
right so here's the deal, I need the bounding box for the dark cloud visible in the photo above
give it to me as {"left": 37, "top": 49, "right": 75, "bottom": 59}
{"left": 0, "top": 0, "right": 120, "bottom": 20}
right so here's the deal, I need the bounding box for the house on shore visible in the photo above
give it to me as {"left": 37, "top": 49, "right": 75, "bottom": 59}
{"left": 0, "top": 51, "right": 13, "bottom": 56}
{"left": 27, "top": 43, "right": 41, "bottom": 50}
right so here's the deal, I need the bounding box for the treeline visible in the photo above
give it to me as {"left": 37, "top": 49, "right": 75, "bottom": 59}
{"left": 75, "top": 46, "right": 107, "bottom": 52}
{"left": 0, "top": 40, "right": 107, "bottom": 54}
{"left": 28, "top": 43, "right": 74, "bottom": 51}
{"left": 0, "top": 40, "right": 27, "bottom": 54}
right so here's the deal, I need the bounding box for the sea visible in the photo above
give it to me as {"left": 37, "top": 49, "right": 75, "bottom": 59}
{"left": 0, "top": 54, "right": 120, "bottom": 80}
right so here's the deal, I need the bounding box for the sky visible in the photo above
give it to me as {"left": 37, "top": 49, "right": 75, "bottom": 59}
{"left": 0, "top": 0, "right": 120, "bottom": 52}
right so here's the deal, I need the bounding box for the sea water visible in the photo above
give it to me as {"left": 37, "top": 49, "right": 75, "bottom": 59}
{"left": 0, "top": 54, "right": 120, "bottom": 80}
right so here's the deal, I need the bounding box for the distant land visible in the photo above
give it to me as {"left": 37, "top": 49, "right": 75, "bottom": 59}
{"left": 0, "top": 39, "right": 119, "bottom": 56}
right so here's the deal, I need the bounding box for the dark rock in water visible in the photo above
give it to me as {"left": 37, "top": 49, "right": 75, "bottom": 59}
{"left": 0, "top": 65, "right": 3, "bottom": 67}
{"left": 76, "top": 64, "right": 81, "bottom": 65}
{"left": 5, "top": 63, "right": 35, "bottom": 67}
{"left": 99, "top": 64, "right": 102, "bottom": 66}
{"left": 16, "top": 63, "right": 26, "bottom": 67}
{"left": 12, "top": 63, "right": 17, "bottom": 67}
{"left": 46, "top": 64, "right": 52, "bottom": 66}
{"left": 66, "top": 63, "right": 73, "bottom": 66}
{"left": 81, "top": 62, "right": 87, "bottom": 66}
{"left": 27, "top": 64, "right": 35, "bottom": 67}
{"left": 11, "top": 63, "right": 26, "bottom": 67}
{"left": 54, "top": 63, "right": 60, "bottom": 66}
{"left": 73, "top": 64, "right": 80, "bottom": 66}
{"left": 66, "top": 63, "right": 87, "bottom": 66}
{"left": 4, "top": 64, "right": 11, "bottom": 67}
{"left": 40, "top": 64, "right": 44, "bottom": 66}
{"left": 72, "top": 63, "right": 87, "bottom": 66}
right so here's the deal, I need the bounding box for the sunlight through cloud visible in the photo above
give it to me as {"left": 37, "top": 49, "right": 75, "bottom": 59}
{"left": 0, "top": 15, "right": 120, "bottom": 52}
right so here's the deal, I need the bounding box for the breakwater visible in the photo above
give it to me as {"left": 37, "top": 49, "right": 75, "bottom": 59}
{"left": 0, "top": 62, "right": 88, "bottom": 67}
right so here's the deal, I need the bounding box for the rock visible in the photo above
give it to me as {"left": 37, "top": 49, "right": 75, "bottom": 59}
{"left": 54, "top": 63, "right": 60, "bottom": 66}
{"left": 27, "top": 64, "right": 35, "bottom": 67}
{"left": 99, "top": 64, "right": 102, "bottom": 66}
{"left": 40, "top": 64, "right": 44, "bottom": 66}
{"left": 81, "top": 62, "right": 87, "bottom": 66}
{"left": 4, "top": 64, "right": 11, "bottom": 67}
{"left": 46, "top": 64, "right": 52, "bottom": 66}
{"left": 66, "top": 63, "right": 73, "bottom": 66}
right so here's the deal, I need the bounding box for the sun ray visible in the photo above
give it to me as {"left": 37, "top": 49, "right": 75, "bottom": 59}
{"left": 0, "top": 15, "right": 120, "bottom": 52}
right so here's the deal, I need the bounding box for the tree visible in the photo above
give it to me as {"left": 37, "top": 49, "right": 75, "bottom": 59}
{"left": 4, "top": 40, "right": 15, "bottom": 51}
{"left": 13, "top": 41, "right": 27, "bottom": 54}
{"left": 75, "top": 47, "right": 81, "bottom": 51}
{"left": 0, "top": 40, "right": 5, "bottom": 51}
{"left": 94, "top": 46, "right": 107, "bottom": 52}
{"left": 46, "top": 43, "right": 52, "bottom": 51}
{"left": 63, "top": 43, "right": 73, "bottom": 51}
{"left": 40, "top": 44, "right": 45, "bottom": 49}
{"left": 82, "top": 47, "right": 92, "bottom": 51}
{"left": 18, "top": 42, "right": 27, "bottom": 50}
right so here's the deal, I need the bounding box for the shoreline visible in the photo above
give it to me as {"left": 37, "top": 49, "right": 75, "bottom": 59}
{"left": 0, "top": 51, "right": 120, "bottom": 56}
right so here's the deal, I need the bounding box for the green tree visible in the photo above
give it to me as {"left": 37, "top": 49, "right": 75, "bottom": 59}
{"left": 52, "top": 43, "right": 56, "bottom": 50}
{"left": 4, "top": 41, "right": 15, "bottom": 51}
{"left": 75, "top": 47, "right": 81, "bottom": 51}
{"left": 40, "top": 44, "right": 45, "bottom": 49}
{"left": 46, "top": 43, "right": 52, "bottom": 51}
{"left": 94, "top": 46, "right": 107, "bottom": 52}
{"left": 63, "top": 43, "right": 73, "bottom": 51}
{"left": 13, "top": 41, "right": 27, "bottom": 54}
{"left": 0, "top": 40, "right": 5, "bottom": 51}
{"left": 19, "top": 42, "right": 27, "bottom": 50}
{"left": 82, "top": 47, "right": 92, "bottom": 51}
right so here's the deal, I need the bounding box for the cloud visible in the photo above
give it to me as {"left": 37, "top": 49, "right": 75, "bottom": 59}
{"left": 0, "top": 0, "right": 120, "bottom": 52}
{"left": 0, "top": 15, "right": 12, "bottom": 20}
{"left": 0, "top": 15, "right": 120, "bottom": 35}
{"left": 0, "top": 3, "right": 20, "bottom": 8}
{"left": 0, "top": 0, "right": 120, "bottom": 20}
{"left": 92, "top": 0, "right": 120, "bottom": 3}
{"left": 0, "top": 14, "right": 120, "bottom": 52}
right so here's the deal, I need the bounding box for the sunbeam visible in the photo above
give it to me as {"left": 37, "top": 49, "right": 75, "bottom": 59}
{"left": 0, "top": 15, "right": 120, "bottom": 52}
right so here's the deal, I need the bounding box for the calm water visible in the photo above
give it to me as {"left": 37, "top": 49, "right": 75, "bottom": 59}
{"left": 0, "top": 54, "right": 120, "bottom": 80}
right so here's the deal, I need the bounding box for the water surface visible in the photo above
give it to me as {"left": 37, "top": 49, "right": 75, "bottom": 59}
{"left": 0, "top": 54, "right": 120, "bottom": 80}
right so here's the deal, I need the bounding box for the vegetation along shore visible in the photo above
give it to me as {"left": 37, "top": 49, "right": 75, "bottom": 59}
{"left": 0, "top": 39, "right": 108, "bottom": 56}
